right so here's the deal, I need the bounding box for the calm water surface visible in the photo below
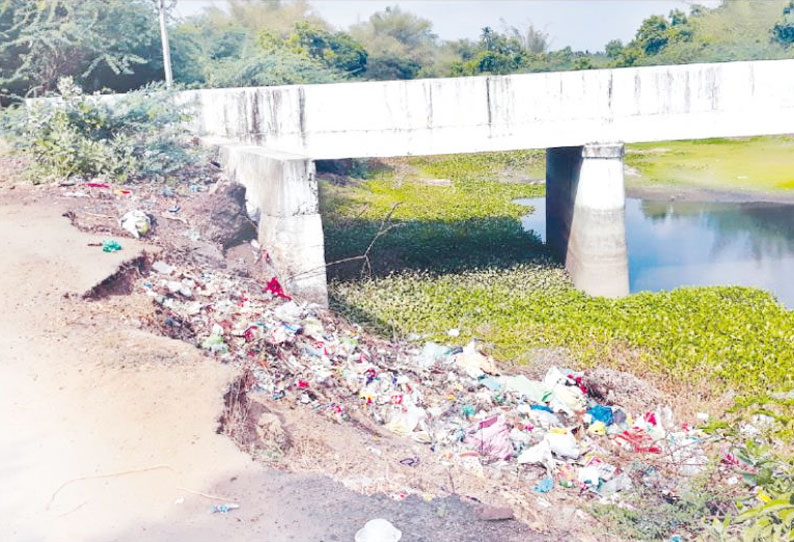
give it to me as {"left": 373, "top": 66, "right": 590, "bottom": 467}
{"left": 517, "top": 197, "right": 794, "bottom": 308}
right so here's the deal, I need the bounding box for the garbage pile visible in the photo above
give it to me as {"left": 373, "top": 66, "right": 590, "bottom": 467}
{"left": 141, "top": 255, "right": 708, "bottom": 499}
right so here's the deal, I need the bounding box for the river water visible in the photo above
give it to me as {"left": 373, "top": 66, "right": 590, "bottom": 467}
{"left": 517, "top": 197, "right": 794, "bottom": 308}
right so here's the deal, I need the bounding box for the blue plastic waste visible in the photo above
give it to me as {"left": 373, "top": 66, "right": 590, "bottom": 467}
{"left": 479, "top": 376, "right": 502, "bottom": 392}
{"left": 533, "top": 476, "right": 554, "bottom": 493}
{"left": 587, "top": 404, "right": 614, "bottom": 426}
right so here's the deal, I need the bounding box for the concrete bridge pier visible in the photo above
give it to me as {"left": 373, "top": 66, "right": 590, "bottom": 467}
{"left": 546, "top": 143, "right": 630, "bottom": 298}
{"left": 213, "top": 142, "right": 329, "bottom": 306}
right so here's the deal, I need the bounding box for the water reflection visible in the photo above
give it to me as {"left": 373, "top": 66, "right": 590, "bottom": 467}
{"left": 517, "top": 197, "right": 794, "bottom": 307}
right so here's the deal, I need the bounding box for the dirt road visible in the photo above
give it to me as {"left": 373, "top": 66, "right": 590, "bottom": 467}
{"left": 0, "top": 191, "right": 537, "bottom": 542}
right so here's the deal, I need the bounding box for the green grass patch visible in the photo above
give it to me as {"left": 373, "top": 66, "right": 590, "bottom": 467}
{"left": 626, "top": 136, "right": 794, "bottom": 194}
{"left": 323, "top": 149, "right": 794, "bottom": 397}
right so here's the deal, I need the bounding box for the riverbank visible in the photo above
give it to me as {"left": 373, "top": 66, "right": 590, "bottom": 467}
{"left": 625, "top": 135, "right": 794, "bottom": 202}
{"left": 625, "top": 183, "right": 794, "bottom": 203}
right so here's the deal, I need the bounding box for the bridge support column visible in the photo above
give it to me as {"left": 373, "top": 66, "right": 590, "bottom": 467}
{"left": 546, "top": 143, "right": 629, "bottom": 298}
{"left": 213, "top": 142, "right": 329, "bottom": 305}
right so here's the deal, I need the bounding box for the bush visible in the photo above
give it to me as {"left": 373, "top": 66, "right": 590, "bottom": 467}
{"left": 3, "top": 78, "right": 196, "bottom": 183}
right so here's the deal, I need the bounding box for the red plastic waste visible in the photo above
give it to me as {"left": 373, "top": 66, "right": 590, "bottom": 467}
{"left": 615, "top": 428, "right": 662, "bottom": 454}
{"left": 265, "top": 277, "right": 291, "bottom": 300}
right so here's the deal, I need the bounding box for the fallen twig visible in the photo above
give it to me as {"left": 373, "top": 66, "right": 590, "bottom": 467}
{"left": 81, "top": 212, "right": 116, "bottom": 220}
{"left": 47, "top": 465, "right": 175, "bottom": 510}
{"left": 176, "top": 486, "right": 235, "bottom": 502}
{"left": 285, "top": 202, "right": 401, "bottom": 282}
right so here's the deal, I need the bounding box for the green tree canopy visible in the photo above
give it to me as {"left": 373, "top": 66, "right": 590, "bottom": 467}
{"left": 604, "top": 39, "right": 624, "bottom": 59}
{"left": 0, "top": 0, "right": 161, "bottom": 102}
{"left": 288, "top": 21, "right": 368, "bottom": 76}
{"left": 350, "top": 6, "right": 437, "bottom": 80}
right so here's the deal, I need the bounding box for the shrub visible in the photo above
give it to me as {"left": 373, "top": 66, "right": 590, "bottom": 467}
{"left": 3, "top": 77, "right": 196, "bottom": 183}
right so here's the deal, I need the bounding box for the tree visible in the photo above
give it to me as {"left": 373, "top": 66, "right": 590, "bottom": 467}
{"left": 225, "top": 0, "right": 325, "bottom": 35}
{"left": 635, "top": 14, "right": 671, "bottom": 55}
{"left": 667, "top": 9, "right": 694, "bottom": 43}
{"left": 504, "top": 21, "right": 549, "bottom": 54}
{"left": 454, "top": 26, "right": 529, "bottom": 75}
{"left": 363, "top": 6, "right": 436, "bottom": 49}
{"left": 0, "top": 0, "right": 161, "bottom": 101}
{"left": 669, "top": 9, "right": 688, "bottom": 27}
{"left": 613, "top": 45, "right": 645, "bottom": 67}
{"left": 615, "top": 9, "right": 695, "bottom": 66}
{"left": 203, "top": 48, "right": 341, "bottom": 87}
{"left": 168, "top": 6, "right": 348, "bottom": 89}
{"left": 350, "top": 6, "right": 437, "bottom": 80}
{"left": 573, "top": 57, "right": 594, "bottom": 70}
{"left": 289, "top": 22, "right": 367, "bottom": 76}
{"left": 605, "top": 39, "right": 624, "bottom": 59}
{"left": 364, "top": 55, "right": 421, "bottom": 80}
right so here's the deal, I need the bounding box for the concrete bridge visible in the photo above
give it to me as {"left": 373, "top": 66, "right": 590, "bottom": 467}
{"left": 180, "top": 58, "right": 794, "bottom": 304}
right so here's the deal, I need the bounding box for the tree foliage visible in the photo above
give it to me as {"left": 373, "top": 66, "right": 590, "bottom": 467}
{"left": 612, "top": 9, "right": 694, "bottom": 66}
{"left": 612, "top": 1, "right": 794, "bottom": 68}
{"left": 288, "top": 21, "right": 368, "bottom": 76}
{"left": 168, "top": 3, "right": 356, "bottom": 88}
{"left": 0, "top": 0, "right": 161, "bottom": 102}
{"left": 350, "top": 6, "right": 437, "bottom": 80}
{"left": 2, "top": 0, "right": 794, "bottom": 99}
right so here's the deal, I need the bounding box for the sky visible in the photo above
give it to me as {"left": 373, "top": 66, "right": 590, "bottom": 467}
{"left": 173, "top": 0, "right": 722, "bottom": 52}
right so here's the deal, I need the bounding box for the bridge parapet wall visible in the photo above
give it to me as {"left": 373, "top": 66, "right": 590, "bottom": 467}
{"left": 181, "top": 59, "right": 794, "bottom": 160}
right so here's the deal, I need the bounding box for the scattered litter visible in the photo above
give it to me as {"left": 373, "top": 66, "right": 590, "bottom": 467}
{"left": 533, "top": 476, "right": 554, "bottom": 493}
{"left": 465, "top": 416, "right": 513, "bottom": 461}
{"left": 211, "top": 503, "right": 239, "bottom": 514}
{"left": 519, "top": 441, "right": 556, "bottom": 472}
{"left": 546, "top": 430, "right": 580, "bottom": 459}
{"left": 587, "top": 405, "right": 614, "bottom": 426}
{"left": 137, "top": 254, "right": 711, "bottom": 506}
{"left": 454, "top": 341, "right": 498, "bottom": 377}
{"left": 120, "top": 210, "right": 151, "bottom": 238}
{"left": 101, "top": 239, "right": 122, "bottom": 253}
{"left": 354, "top": 518, "right": 402, "bottom": 542}
{"left": 151, "top": 261, "right": 174, "bottom": 275}
{"left": 265, "top": 277, "right": 291, "bottom": 300}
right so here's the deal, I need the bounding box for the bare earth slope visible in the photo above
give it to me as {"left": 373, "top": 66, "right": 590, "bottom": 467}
{"left": 0, "top": 191, "right": 535, "bottom": 542}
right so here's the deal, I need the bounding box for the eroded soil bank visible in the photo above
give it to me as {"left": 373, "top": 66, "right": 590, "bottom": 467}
{"left": 0, "top": 186, "right": 539, "bottom": 542}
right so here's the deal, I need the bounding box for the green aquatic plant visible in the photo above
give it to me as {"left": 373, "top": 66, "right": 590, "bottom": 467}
{"left": 323, "top": 150, "right": 794, "bottom": 397}
{"left": 626, "top": 137, "right": 794, "bottom": 194}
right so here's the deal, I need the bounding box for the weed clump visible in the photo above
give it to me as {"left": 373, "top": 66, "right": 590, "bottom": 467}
{"left": 2, "top": 77, "right": 198, "bottom": 184}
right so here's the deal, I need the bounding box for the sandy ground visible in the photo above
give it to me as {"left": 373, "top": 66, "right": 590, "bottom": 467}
{"left": 0, "top": 190, "right": 540, "bottom": 542}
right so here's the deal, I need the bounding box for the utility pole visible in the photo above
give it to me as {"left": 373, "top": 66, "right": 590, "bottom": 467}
{"left": 157, "top": 0, "right": 173, "bottom": 88}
